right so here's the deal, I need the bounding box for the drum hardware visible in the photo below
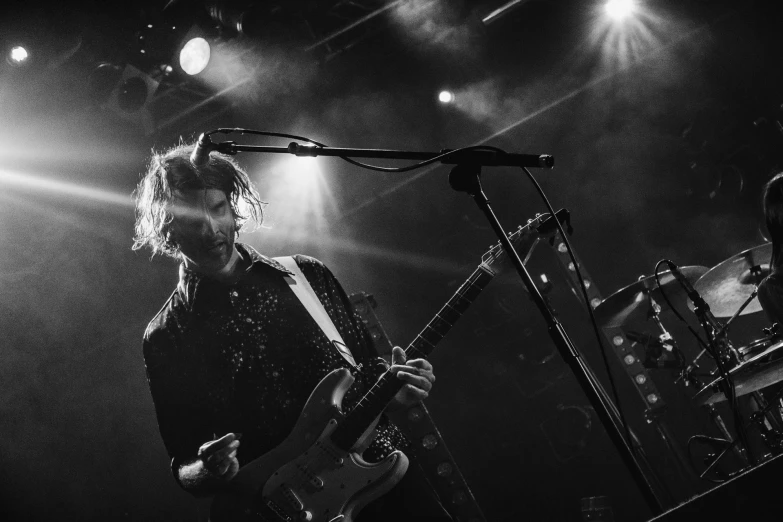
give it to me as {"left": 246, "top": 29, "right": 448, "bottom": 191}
{"left": 692, "top": 338, "right": 783, "bottom": 406}
{"left": 687, "top": 433, "right": 752, "bottom": 483}
{"left": 748, "top": 390, "right": 783, "bottom": 453}
{"left": 626, "top": 330, "right": 685, "bottom": 369}
{"left": 593, "top": 267, "right": 709, "bottom": 328}
{"left": 687, "top": 398, "right": 755, "bottom": 484}
{"left": 663, "top": 259, "right": 758, "bottom": 467}
{"left": 625, "top": 291, "right": 687, "bottom": 369}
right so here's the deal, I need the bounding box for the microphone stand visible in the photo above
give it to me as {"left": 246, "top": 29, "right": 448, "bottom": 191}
{"left": 684, "top": 278, "right": 756, "bottom": 467}
{"left": 203, "top": 133, "right": 662, "bottom": 515}
{"left": 448, "top": 165, "right": 663, "bottom": 515}
{"left": 206, "top": 137, "right": 555, "bottom": 168}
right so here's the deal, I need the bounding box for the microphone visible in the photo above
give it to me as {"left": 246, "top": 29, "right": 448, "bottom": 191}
{"left": 190, "top": 133, "right": 214, "bottom": 166}
{"left": 665, "top": 260, "right": 709, "bottom": 312}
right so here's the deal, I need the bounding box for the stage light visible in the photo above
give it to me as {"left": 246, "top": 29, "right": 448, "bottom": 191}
{"left": 604, "top": 0, "right": 635, "bottom": 22}
{"left": 179, "top": 37, "right": 211, "bottom": 75}
{"left": 7, "top": 45, "right": 29, "bottom": 66}
{"left": 438, "top": 90, "right": 455, "bottom": 103}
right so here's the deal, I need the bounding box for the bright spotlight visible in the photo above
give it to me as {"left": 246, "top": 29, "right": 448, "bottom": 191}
{"left": 605, "top": 0, "right": 635, "bottom": 21}
{"left": 7, "top": 45, "right": 29, "bottom": 66}
{"left": 439, "top": 90, "right": 455, "bottom": 103}
{"left": 179, "top": 37, "right": 211, "bottom": 75}
{"left": 290, "top": 157, "right": 322, "bottom": 189}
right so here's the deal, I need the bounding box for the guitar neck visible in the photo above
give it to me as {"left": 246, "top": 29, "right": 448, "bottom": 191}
{"left": 331, "top": 264, "right": 496, "bottom": 451}
{"left": 330, "top": 209, "right": 568, "bottom": 452}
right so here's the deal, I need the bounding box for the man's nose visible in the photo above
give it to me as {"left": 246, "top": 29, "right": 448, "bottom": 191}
{"left": 198, "top": 211, "right": 220, "bottom": 235}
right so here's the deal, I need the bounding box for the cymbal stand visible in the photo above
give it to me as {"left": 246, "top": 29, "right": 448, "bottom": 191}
{"left": 646, "top": 293, "right": 685, "bottom": 368}
{"left": 686, "top": 283, "right": 756, "bottom": 466}
{"left": 714, "top": 287, "right": 759, "bottom": 344}
{"left": 704, "top": 404, "right": 751, "bottom": 467}
{"left": 676, "top": 289, "right": 759, "bottom": 386}
{"left": 681, "top": 369, "right": 751, "bottom": 468}
{"left": 749, "top": 390, "right": 783, "bottom": 453}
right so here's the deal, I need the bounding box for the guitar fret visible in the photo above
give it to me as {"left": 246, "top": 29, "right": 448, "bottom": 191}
{"left": 429, "top": 315, "right": 452, "bottom": 334}
{"left": 413, "top": 335, "right": 436, "bottom": 351}
{"left": 420, "top": 325, "right": 444, "bottom": 345}
{"left": 461, "top": 280, "right": 485, "bottom": 300}
{"left": 437, "top": 305, "right": 462, "bottom": 324}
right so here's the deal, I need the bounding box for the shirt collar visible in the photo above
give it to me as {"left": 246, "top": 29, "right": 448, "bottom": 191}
{"left": 177, "top": 243, "right": 293, "bottom": 308}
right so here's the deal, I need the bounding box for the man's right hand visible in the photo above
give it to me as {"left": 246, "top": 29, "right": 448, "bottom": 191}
{"left": 198, "top": 433, "right": 241, "bottom": 481}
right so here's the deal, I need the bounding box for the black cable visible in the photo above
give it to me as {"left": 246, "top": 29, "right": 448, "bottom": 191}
{"left": 518, "top": 167, "right": 635, "bottom": 454}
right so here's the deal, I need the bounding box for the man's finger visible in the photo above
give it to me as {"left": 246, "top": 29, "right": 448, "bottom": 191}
{"left": 199, "top": 433, "right": 239, "bottom": 455}
{"left": 225, "top": 458, "right": 240, "bottom": 480}
{"left": 389, "top": 364, "right": 435, "bottom": 383}
{"left": 401, "top": 384, "right": 429, "bottom": 401}
{"left": 392, "top": 346, "right": 406, "bottom": 365}
{"left": 405, "top": 358, "right": 433, "bottom": 372}
{"left": 394, "top": 371, "right": 433, "bottom": 392}
{"left": 204, "top": 440, "right": 240, "bottom": 462}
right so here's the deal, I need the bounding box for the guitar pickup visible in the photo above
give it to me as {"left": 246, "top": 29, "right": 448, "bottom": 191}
{"left": 296, "top": 463, "right": 325, "bottom": 490}
{"left": 281, "top": 486, "right": 304, "bottom": 512}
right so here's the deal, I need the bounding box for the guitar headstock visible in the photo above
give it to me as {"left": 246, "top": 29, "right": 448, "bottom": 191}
{"left": 481, "top": 208, "right": 571, "bottom": 268}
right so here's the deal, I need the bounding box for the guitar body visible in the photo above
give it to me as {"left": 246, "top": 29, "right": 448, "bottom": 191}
{"left": 210, "top": 368, "right": 409, "bottom": 522}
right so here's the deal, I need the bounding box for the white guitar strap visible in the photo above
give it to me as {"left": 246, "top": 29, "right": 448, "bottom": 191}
{"left": 274, "top": 256, "right": 357, "bottom": 368}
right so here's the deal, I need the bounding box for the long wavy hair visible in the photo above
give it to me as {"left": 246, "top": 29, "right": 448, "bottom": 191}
{"left": 133, "top": 142, "right": 266, "bottom": 258}
{"left": 764, "top": 172, "right": 783, "bottom": 268}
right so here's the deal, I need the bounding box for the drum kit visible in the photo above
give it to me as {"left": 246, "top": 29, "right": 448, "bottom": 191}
{"left": 594, "top": 243, "right": 780, "bottom": 481}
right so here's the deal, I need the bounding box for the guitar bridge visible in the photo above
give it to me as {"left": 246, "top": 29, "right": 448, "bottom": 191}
{"left": 265, "top": 498, "right": 295, "bottom": 522}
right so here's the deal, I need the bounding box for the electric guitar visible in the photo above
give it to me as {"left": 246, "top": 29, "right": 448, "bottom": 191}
{"left": 210, "top": 209, "right": 570, "bottom": 522}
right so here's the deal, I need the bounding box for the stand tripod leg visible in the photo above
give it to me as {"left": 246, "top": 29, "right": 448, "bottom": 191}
{"left": 706, "top": 404, "right": 749, "bottom": 466}
{"left": 750, "top": 391, "right": 783, "bottom": 454}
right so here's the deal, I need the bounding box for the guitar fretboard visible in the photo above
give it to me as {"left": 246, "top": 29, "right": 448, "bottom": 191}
{"left": 331, "top": 265, "right": 496, "bottom": 451}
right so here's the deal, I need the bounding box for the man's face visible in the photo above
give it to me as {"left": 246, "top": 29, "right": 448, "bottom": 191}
{"left": 169, "top": 188, "right": 236, "bottom": 274}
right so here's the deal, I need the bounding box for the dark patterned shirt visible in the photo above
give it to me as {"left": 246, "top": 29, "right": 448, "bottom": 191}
{"left": 142, "top": 244, "right": 409, "bottom": 495}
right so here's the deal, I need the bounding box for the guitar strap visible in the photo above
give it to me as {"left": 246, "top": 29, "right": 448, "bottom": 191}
{"left": 274, "top": 256, "right": 357, "bottom": 368}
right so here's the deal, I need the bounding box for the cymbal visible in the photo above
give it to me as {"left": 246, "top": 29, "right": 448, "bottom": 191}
{"left": 594, "top": 266, "right": 710, "bottom": 328}
{"left": 692, "top": 243, "right": 772, "bottom": 318}
{"left": 693, "top": 338, "right": 783, "bottom": 406}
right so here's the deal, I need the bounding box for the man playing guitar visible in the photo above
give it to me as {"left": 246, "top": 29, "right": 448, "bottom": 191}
{"left": 134, "top": 143, "right": 450, "bottom": 521}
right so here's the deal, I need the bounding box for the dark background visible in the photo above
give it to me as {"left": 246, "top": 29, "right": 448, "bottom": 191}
{"left": 1, "top": 0, "right": 782, "bottom": 520}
